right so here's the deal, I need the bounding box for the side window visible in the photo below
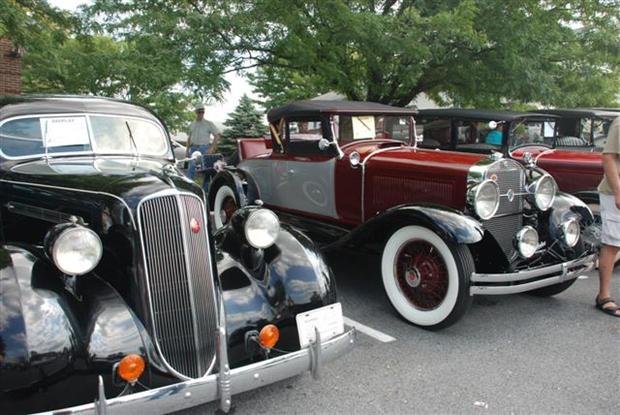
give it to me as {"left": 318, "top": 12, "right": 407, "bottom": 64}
{"left": 417, "top": 118, "right": 451, "bottom": 149}
{"left": 0, "top": 117, "right": 44, "bottom": 157}
{"left": 288, "top": 120, "right": 324, "bottom": 142}
{"left": 285, "top": 118, "right": 329, "bottom": 155}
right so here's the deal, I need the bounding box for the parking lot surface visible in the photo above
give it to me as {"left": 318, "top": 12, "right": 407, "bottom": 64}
{"left": 184, "top": 248, "right": 619, "bottom": 414}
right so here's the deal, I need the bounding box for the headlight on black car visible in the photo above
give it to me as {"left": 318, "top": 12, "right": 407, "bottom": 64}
{"left": 515, "top": 226, "right": 539, "bottom": 258}
{"left": 468, "top": 179, "right": 500, "bottom": 220}
{"left": 45, "top": 224, "right": 103, "bottom": 276}
{"left": 528, "top": 175, "right": 557, "bottom": 211}
{"left": 244, "top": 209, "right": 280, "bottom": 249}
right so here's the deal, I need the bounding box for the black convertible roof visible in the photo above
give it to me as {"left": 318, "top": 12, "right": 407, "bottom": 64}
{"left": 0, "top": 95, "right": 161, "bottom": 123}
{"left": 534, "top": 108, "right": 620, "bottom": 118}
{"left": 267, "top": 100, "right": 416, "bottom": 123}
{"left": 417, "top": 108, "right": 556, "bottom": 121}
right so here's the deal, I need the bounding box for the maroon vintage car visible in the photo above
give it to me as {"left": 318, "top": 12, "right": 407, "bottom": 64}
{"left": 416, "top": 108, "right": 609, "bottom": 222}
{"left": 209, "top": 101, "right": 597, "bottom": 330}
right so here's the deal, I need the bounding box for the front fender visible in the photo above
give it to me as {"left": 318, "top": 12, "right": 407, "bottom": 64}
{"left": 550, "top": 192, "right": 595, "bottom": 227}
{"left": 327, "top": 204, "right": 484, "bottom": 250}
{"left": 215, "top": 223, "right": 336, "bottom": 367}
{"left": 0, "top": 245, "right": 151, "bottom": 414}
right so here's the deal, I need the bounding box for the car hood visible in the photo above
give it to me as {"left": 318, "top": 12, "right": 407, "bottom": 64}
{"left": 1, "top": 156, "right": 201, "bottom": 207}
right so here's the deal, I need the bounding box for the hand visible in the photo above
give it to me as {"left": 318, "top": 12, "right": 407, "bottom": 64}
{"left": 615, "top": 193, "right": 620, "bottom": 210}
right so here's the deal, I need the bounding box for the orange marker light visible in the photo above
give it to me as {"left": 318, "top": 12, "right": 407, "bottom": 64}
{"left": 258, "top": 324, "right": 280, "bottom": 349}
{"left": 118, "top": 354, "right": 145, "bottom": 384}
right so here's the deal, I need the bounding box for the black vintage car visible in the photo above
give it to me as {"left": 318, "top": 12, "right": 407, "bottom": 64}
{"left": 0, "top": 96, "right": 355, "bottom": 414}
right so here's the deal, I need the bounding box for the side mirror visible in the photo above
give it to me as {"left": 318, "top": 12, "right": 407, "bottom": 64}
{"left": 317, "top": 138, "right": 345, "bottom": 160}
{"left": 318, "top": 138, "right": 331, "bottom": 151}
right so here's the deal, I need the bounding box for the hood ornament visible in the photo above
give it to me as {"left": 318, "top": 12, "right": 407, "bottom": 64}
{"left": 522, "top": 151, "right": 536, "bottom": 167}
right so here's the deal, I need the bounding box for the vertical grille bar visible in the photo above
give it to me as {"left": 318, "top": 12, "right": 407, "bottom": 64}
{"left": 138, "top": 192, "right": 217, "bottom": 379}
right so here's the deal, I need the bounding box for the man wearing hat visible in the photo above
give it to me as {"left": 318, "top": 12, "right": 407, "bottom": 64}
{"left": 186, "top": 104, "right": 221, "bottom": 179}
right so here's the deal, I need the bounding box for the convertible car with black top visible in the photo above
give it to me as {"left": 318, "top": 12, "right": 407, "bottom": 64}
{"left": 210, "top": 100, "right": 597, "bottom": 330}
{"left": 0, "top": 96, "right": 354, "bottom": 414}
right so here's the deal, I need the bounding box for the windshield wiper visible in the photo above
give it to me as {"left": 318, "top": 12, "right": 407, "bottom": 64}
{"left": 125, "top": 121, "right": 141, "bottom": 161}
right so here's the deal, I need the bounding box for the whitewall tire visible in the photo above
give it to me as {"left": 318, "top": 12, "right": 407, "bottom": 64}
{"left": 213, "top": 184, "right": 239, "bottom": 229}
{"left": 381, "top": 225, "right": 474, "bottom": 330}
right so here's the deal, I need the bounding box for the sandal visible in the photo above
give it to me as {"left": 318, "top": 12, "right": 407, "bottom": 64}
{"left": 595, "top": 296, "right": 620, "bottom": 317}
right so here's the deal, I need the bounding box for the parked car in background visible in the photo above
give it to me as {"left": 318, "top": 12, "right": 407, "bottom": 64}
{"left": 533, "top": 108, "right": 618, "bottom": 150}
{"left": 0, "top": 96, "right": 354, "bottom": 414}
{"left": 416, "top": 109, "right": 607, "bottom": 226}
{"left": 209, "top": 100, "right": 596, "bottom": 330}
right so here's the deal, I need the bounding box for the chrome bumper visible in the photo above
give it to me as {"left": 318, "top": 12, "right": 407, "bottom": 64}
{"left": 41, "top": 329, "right": 356, "bottom": 415}
{"left": 469, "top": 254, "right": 596, "bottom": 295}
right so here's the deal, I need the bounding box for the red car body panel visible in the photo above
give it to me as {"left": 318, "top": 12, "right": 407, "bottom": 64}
{"left": 512, "top": 146, "right": 603, "bottom": 193}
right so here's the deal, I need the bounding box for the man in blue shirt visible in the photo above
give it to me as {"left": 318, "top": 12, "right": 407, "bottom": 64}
{"left": 485, "top": 121, "right": 503, "bottom": 146}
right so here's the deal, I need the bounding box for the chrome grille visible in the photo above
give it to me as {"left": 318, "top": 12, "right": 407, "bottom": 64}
{"left": 483, "top": 159, "right": 526, "bottom": 258}
{"left": 485, "top": 159, "right": 525, "bottom": 216}
{"left": 138, "top": 192, "right": 217, "bottom": 379}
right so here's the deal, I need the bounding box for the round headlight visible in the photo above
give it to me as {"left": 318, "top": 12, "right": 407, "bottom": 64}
{"left": 51, "top": 227, "right": 103, "bottom": 275}
{"left": 532, "top": 175, "right": 557, "bottom": 211}
{"left": 515, "top": 226, "right": 539, "bottom": 258}
{"left": 470, "top": 180, "right": 500, "bottom": 220}
{"left": 244, "top": 209, "right": 280, "bottom": 249}
{"left": 562, "top": 218, "right": 580, "bottom": 247}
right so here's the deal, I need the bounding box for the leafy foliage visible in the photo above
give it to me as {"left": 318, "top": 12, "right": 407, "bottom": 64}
{"left": 219, "top": 94, "right": 266, "bottom": 157}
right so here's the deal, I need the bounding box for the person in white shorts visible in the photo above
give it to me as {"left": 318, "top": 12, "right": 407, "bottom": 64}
{"left": 596, "top": 116, "right": 620, "bottom": 317}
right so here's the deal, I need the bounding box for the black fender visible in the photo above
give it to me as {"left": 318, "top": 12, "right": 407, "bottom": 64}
{"left": 0, "top": 245, "right": 153, "bottom": 414}
{"left": 208, "top": 168, "right": 261, "bottom": 210}
{"left": 326, "top": 204, "right": 485, "bottom": 250}
{"left": 214, "top": 220, "right": 336, "bottom": 367}
{"left": 549, "top": 192, "right": 595, "bottom": 227}
{"left": 571, "top": 190, "right": 600, "bottom": 206}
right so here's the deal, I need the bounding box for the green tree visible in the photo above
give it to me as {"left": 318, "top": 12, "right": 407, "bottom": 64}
{"left": 219, "top": 94, "right": 266, "bottom": 157}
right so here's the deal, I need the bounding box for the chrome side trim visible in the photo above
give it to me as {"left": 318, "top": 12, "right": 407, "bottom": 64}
{"left": 469, "top": 254, "right": 595, "bottom": 295}
{"left": 0, "top": 179, "right": 137, "bottom": 229}
{"left": 40, "top": 329, "right": 356, "bottom": 415}
{"left": 360, "top": 145, "right": 408, "bottom": 221}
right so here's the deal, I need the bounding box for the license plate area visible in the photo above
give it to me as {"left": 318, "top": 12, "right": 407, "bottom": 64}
{"left": 296, "top": 303, "right": 344, "bottom": 348}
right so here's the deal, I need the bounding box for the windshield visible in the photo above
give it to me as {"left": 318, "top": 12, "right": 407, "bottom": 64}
{"left": 0, "top": 114, "right": 171, "bottom": 159}
{"left": 333, "top": 115, "right": 411, "bottom": 144}
{"left": 508, "top": 119, "right": 555, "bottom": 148}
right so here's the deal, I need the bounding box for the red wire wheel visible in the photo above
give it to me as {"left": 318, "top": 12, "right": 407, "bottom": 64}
{"left": 394, "top": 239, "right": 449, "bottom": 310}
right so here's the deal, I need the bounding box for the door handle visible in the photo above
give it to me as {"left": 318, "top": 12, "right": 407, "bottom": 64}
{"left": 288, "top": 169, "right": 295, "bottom": 175}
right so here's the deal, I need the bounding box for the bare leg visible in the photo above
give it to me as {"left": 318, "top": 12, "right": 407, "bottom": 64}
{"left": 598, "top": 244, "right": 620, "bottom": 316}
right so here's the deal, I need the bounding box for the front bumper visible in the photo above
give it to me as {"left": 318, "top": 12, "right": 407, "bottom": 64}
{"left": 469, "top": 254, "right": 596, "bottom": 295}
{"left": 40, "top": 329, "right": 356, "bottom": 415}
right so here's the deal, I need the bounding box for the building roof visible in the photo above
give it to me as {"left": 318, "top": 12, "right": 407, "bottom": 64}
{"left": 267, "top": 100, "right": 416, "bottom": 123}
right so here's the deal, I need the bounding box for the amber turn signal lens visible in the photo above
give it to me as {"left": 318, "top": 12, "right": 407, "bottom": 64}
{"left": 118, "top": 354, "right": 145, "bottom": 383}
{"left": 258, "top": 324, "right": 280, "bottom": 349}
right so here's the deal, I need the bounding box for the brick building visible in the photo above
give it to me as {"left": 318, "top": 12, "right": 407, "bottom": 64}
{"left": 0, "top": 38, "right": 23, "bottom": 95}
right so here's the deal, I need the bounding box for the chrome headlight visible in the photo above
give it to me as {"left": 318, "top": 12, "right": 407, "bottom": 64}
{"left": 468, "top": 179, "right": 500, "bottom": 220}
{"left": 244, "top": 209, "right": 280, "bottom": 249}
{"left": 530, "top": 175, "right": 557, "bottom": 211}
{"left": 515, "top": 226, "right": 539, "bottom": 258}
{"left": 562, "top": 218, "right": 580, "bottom": 247}
{"left": 46, "top": 225, "right": 103, "bottom": 275}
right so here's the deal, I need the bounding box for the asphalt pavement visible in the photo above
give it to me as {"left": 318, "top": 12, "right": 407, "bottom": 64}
{"left": 183, "top": 248, "right": 619, "bottom": 414}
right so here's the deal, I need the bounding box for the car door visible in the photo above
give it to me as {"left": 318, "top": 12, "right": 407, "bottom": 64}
{"left": 243, "top": 117, "right": 340, "bottom": 219}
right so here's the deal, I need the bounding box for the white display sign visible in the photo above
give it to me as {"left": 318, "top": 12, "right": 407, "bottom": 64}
{"left": 41, "top": 117, "right": 90, "bottom": 148}
{"left": 352, "top": 116, "right": 376, "bottom": 139}
{"left": 296, "top": 302, "right": 344, "bottom": 348}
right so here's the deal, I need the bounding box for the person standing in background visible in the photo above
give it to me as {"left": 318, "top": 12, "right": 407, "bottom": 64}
{"left": 596, "top": 116, "right": 620, "bottom": 317}
{"left": 186, "top": 104, "right": 220, "bottom": 179}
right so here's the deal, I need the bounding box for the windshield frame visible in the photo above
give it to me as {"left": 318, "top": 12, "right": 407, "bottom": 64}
{"left": 0, "top": 112, "right": 173, "bottom": 161}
